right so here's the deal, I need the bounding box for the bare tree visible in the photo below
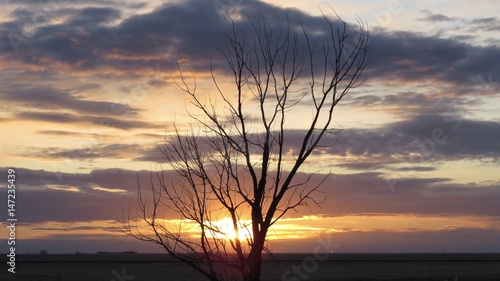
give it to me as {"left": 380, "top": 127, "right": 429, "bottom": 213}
{"left": 125, "top": 12, "right": 368, "bottom": 281}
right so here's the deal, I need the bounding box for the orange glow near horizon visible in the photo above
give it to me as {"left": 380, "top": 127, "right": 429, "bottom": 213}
{"left": 20, "top": 214, "right": 500, "bottom": 243}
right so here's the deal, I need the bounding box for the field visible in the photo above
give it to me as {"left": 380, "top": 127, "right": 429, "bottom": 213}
{"left": 2, "top": 253, "right": 500, "bottom": 281}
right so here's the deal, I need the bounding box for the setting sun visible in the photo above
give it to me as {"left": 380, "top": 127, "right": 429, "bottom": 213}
{"left": 209, "top": 218, "right": 253, "bottom": 241}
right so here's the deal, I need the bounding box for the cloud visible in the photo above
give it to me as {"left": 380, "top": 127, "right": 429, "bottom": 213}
{"left": 280, "top": 228, "right": 500, "bottom": 253}
{"left": 468, "top": 17, "right": 500, "bottom": 31}
{"left": 7, "top": 111, "right": 160, "bottom": 130}
{"left": 344, "top": 92, "right": 470, "bottom": 117}
{"left": 3, "top": 166, "right": 499, "bottom": 225}
{"left": 37, "top": 129, "right": 103, "bottom": 137}
{"left": 325, "top": 114, "right": 500, "bottom": 166}
{"left": 67, "top": 7, "right": 121, "bottom": 27}
{"left": 1, "top": 0, "right": 365, "bottom": 75}
{"left": 0, "top": 167, "right": 149, "bottom": 223}
{"left": 20, "top": 143, "right": 157, "bottom": 162}
{"left": 219, "top": 113, "right": 498, "bottom": 174}
{"left": 5, "top": 227, "right": 500, "bottom": 253}
{"left": 31, "top": 224, "right": 121, "bottom": 233}
{"left": 367, "top": 31, "right": 485, "bottom": 85}
{"left": 0, "top": 83, "right": 140, "bottom": 116}
{"left": 395, "top": 166, "right": 436, "bottom": 172}
{"left": 2, "top": 0, "right": 499, "bottom": 98}
{"left": 317, "top": 172, "right": 500, "bottom": 217}
{"left": 418, "top": 10, "right": 456, "bottom": 22}
{"left": 13, "top": 110, "right": 496, "bottom": 201}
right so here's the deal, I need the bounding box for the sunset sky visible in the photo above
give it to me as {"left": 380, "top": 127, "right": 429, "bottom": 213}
{"left": 1, "top": 0, "right": 500, "bottom": 254}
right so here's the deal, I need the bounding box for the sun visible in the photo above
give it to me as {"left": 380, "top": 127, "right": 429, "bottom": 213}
{"left": 210, "top": 217, "right": 252, "bottom": 241}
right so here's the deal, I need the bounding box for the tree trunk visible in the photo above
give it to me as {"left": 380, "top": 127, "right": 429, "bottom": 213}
{"left": 245, "top": 223, "right": 268, "bottom": 281}
{"left": 246, "top": 245, "right": 263, "bottom": 281}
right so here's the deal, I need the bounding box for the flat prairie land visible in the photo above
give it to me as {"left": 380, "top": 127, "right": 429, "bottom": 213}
{"left": 2, "top": 253, "right": 500, "bottom": 281}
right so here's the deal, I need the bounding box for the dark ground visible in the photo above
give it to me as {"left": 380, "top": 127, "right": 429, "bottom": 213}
{"left": 1, "top": 253, "right": 500, "bottom": 280}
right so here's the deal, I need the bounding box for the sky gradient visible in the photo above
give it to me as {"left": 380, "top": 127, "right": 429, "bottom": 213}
{"left": 1, "top": 0, "right": 500, "bottom": 254}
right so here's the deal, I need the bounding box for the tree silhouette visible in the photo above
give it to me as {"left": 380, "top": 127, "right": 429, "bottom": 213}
{"left": 125, "top": 12, "right": 368, "bottom": 281}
